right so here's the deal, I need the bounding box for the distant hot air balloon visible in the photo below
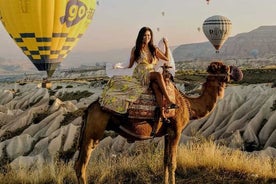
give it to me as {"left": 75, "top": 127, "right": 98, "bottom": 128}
{"left": 161, "top": 11, "right": 165, "bottom": 16}
{"left": 0, "top": 0, "right": 96, "bottom": 77}
{"left": 97, "top": 1, "right": 100, "bottom": 6}
{"left": 157, "top": 27, "right": 160, "bottom": 32}
{"left": 197, "top": 27, "right": 201, "bottom": 32}
{"left": 250, "top": 49, "right": 259, "bottom": 59}
{"left": 206, "top": 0, "right": 210, "bottom": 5}
{"left": 202, "top": 15, "right": 232, "bottom": 53}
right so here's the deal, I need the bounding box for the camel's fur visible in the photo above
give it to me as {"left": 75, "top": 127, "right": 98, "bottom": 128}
{"left": 74, "top": 61, "right": 231, "bottom": 184}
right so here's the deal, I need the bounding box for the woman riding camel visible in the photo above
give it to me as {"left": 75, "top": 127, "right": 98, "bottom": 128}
{"left": 100, "top": 26, "right": 178, "bottom": 121}
{"left": 128, "top": 27, "right": 178, "bottom": 109}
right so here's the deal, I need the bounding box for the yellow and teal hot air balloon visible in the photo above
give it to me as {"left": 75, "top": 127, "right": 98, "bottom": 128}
{"left": 0, "top": 0, "right": 96, "bottom": 77}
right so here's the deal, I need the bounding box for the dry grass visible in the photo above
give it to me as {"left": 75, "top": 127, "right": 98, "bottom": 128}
{"left": 0, "top": 139, "right": 275, "bottom": 184}
{"left": 0, "top": 162, "right": 77, "bottom": 184}
{"left": 176, "top": 139, "right": 276, "bottom": 183}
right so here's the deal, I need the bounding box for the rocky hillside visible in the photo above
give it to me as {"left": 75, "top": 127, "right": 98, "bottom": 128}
{"left": 0, "top": 81, "right": 275, "bottom": 170}
{"left": 173, "top": 26, "right": 276, "bottom": 61}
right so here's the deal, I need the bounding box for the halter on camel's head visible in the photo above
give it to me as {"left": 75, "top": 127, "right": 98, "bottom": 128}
{"left": 206, "top": 61, "right": 243, "bottom": 98}
{"left": 207, "top": 61, "right": 243, "bottom": 82}
{"left": 207, "top": 61, "right": 231, "bottom": 84}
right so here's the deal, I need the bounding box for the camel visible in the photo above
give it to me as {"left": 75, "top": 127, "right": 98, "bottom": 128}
{"left": 74, "top": 61, "right": 242, "bottom": 184}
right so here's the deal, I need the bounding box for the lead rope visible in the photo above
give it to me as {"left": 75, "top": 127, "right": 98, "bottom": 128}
{"left": 171, "top": 82, "right": 193, "bottom": 119}
{"left": 171, "top": 73, "right": 229, "bottom": 120}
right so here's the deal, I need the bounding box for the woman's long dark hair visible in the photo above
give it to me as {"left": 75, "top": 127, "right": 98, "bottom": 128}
{"left": 134, "top": 27, "right": 156, "bottom": 62}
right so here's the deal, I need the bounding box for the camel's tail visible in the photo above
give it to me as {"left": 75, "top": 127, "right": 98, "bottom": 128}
{"left": 77, "top": 108, "right": 88, "bottom": 150}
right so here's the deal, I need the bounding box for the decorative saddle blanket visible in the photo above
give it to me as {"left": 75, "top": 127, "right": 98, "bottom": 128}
{"left": 128, "top": 82, "right": 176, "bottom": 120}
{"left": 99, "top": 75, "right": 176, "bottom": 120}
{"left": 128, "top": 89, "right": 157, "bottom": 119}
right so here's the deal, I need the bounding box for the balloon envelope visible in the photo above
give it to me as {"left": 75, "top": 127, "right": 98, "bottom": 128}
{"left": 0, "top": 0, "right": 96, "bottom": 77}
{"left": 202, "top": 15, "right": 232, "bottom": 52}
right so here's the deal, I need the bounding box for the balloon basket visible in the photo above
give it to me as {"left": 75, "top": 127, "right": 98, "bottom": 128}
{"left": 42, "top": 81, "right": 52, "bottom": 89}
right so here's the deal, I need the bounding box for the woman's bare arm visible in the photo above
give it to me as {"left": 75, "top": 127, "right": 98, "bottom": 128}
{"left": 156, "top": 47, "right": 169, "bottom": 61}
{"left": 128, "top": 47, "right": 135, "bottom": 68}
{"left": 156, "top": 38, "right": 169, "bottom": 61}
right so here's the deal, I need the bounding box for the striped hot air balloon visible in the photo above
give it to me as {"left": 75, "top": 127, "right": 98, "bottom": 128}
{"left": 202, "top": 15, "right": 232, "bottom": 53}
{"left": 0, "top": 0, "right": 96, "bottom": 77}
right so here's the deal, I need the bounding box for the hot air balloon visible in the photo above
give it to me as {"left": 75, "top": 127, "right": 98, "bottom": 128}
{"left": 161, "top": 11, "right": 165, "bottom": 16}
{"left": 206, "top": 0, "right": 210, "bottom": 5}
{"left": 250, "top": 49, "right": 259, "bottom": 59}
{"left": 0, "top": 0, "right": 96, "bottom": 78}
{"left": 197, "top": 27, "right": 201, "bottom": 32}
{"left": 202, "top": 15, "right": 232, "bottom": 53}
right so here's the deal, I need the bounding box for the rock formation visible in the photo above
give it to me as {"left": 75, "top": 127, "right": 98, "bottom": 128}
{"left": 0, "top": 81, "right": 275, "bottom": 169}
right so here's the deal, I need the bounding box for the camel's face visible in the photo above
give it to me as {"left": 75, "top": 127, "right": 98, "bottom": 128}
{"left": 206, "top": 61, "right": 233, "bottom": 99}
{"left": 207, "top": 61, "right": 231, "bottom": 83}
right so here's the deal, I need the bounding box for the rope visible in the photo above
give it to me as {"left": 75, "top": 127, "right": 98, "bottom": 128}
{"left": 172, "top": 82, "right": 193, "bottom": 119}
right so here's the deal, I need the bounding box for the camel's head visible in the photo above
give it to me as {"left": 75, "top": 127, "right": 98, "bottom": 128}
{"left": 206, "top": 61, "right": 243, "bottom": 99}
{"left": 207, "top": 61, "right": 231, "bottom": 83}
{"left": 207, "top": 61, "right": 243, "bottom": 82}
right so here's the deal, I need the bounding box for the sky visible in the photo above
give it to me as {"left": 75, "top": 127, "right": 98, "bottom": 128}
{"left": 0, "top": 0, "right": 276, "bottom": 66}
{"left": 74, "top": 0, "right": 276, "bottom": 52}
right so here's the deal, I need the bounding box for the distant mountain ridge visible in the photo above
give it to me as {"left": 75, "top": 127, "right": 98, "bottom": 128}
{"left": 1, "top": 26, "right": 276, "bottom": 74}
{"left": 173, "top": 26, "right": 276, "bottom": 62}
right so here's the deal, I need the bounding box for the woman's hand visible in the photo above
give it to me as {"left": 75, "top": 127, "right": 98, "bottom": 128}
{"left": 163, "top": 37, "right": 168, "bottom": 47}
{"left": 113, "top": 62, "right": 125, "bottom": 69}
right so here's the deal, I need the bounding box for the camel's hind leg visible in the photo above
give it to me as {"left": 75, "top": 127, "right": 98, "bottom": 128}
{"left": 74, "top": 102, "right": 110, "bottom": 184}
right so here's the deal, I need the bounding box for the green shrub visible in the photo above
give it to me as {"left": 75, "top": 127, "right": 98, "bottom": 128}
{"left": 271, "top": 100, "right": 276, "bottom": 111}
{"left": 58, "top": 90, "right": 93, "bottom": 102}
{"left": 65, "top": 85, "right": 73, "bottom": 88}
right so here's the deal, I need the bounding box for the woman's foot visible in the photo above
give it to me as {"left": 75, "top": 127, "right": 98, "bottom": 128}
{"left": 161, "top": 108, "right": 170, "bottom": 125}
{"left": 162, "top": 118, "right": 171, "bottom": 125}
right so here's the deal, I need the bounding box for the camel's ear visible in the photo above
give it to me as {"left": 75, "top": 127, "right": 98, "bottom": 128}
{"left": 207, "top": 62, "right": 218, "bottom": 74}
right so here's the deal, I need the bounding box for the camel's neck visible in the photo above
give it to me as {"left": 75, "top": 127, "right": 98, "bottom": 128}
{"left": 186, "top": 80, "right": 225, "bottom": 120}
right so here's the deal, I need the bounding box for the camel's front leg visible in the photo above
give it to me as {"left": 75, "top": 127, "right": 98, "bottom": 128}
{"left": 74, "top": 139, "right": 99, "bottom": 184}
{"left": 164, "top": 128, "right": 181, "bottom": 184}
{"left": 164, "top": 134, "right": 170, "bottom": 184}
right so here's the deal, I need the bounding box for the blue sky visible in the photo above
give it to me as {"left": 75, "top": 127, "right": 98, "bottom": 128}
{"left": 0, "top": 0, "right": 275, "bottom": 58}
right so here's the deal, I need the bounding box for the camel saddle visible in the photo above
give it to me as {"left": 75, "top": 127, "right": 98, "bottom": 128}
{"left": 128, "top": 82, "right": 176, "bottom": 120}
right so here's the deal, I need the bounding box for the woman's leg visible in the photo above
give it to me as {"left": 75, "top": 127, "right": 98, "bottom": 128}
{"left": 150, "top": 82, "right": 170, "bottom": 134}
{"left": 151, "top": 82, "right": 168, "bottom": 117}
{"left": 149, "top": 72, "right": 174, "bottom": 104}
{"left": 150, "top": 82, "right": 163, "bottom": 135}
{"left": 151, "top": 81, "right": 163, "bottom": 108}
